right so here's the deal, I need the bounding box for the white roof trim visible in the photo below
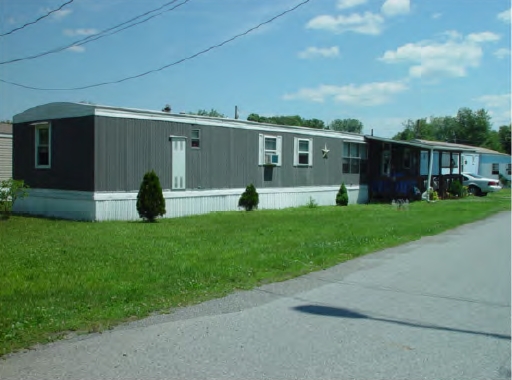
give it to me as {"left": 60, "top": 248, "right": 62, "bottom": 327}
{"left": 13, "top": 102, "right": 365, "bottom": 142}
{"left": 365, "top": 135, "right": 477, "bottom": 152}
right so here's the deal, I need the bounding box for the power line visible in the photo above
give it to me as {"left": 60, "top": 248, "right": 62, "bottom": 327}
{"left": 72, "top": 0, "right": 190, "bottom": 49}
{"left": 0, "top": 0, "right": 75, "bottom": 37}
{"left": 0, "top": 0, "right": 188, "bottom": 65}
{"left": 0, "top": 0, "right": 312, "bottom": 91}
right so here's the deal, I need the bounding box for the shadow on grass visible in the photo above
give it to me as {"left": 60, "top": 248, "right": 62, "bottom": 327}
{"left": 293, "top": 305, "right": 511, "bottom": 341}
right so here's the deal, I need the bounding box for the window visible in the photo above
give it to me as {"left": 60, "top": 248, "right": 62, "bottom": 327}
{"left": 343, "top": 142, "right": 367, "bottom": 174}
{"left": 294, "top": 137, "right": 313, "bottom": 166}
{"left": 191, "top": 129, "right": 200, "bottom": 148}
{"left": 403, "top": 148, "right": 411, "bottom": 169}
{"left": 508, "top": 164, "right": 511, "bottom": 175}
{"left": 34, "top": 122, "right": 51, "bottom": 168}
{"left": 259, "top": 134, "right": 282, "bottom": 166}
{"left": 492, "top": 163, "right": 499, "bottom": 175}
{"left": 441, "top": 153, "right": 451, "bottom": 168}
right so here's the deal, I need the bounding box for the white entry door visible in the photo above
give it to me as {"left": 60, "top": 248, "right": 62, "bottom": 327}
{"left": 171, "top": 137, "right": 186, "bottom": 190}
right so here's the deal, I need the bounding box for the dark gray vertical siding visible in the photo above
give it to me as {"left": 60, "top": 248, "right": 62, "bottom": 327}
{"left": 96, "top": 117, "right": 178, "bottom": 191}
{"left": 277, "top": 135, "right": 346, "bottom": 188}
{"left": 94, "top": 116, "right": 362, "bottom": 192}
{"left": 13, "top": 116, "right": 95, "bottom": 191}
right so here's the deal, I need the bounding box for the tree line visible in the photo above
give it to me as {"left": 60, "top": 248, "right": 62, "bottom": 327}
{"left": 182, "top": 108, "right": 364, "bottom": 133}
{"left": 392, "top": 107, "right": 511, "bottom": 155}
{"left": 178, "top": 106, "right": 510, "bottom": 154}
{"left": 247, "top": 113, "right": 363, "bottom": 133}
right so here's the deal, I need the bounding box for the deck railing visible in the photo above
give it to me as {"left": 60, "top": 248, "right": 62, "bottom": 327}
{"left": 369, "top": 174, "right": 464, "bottom": 201}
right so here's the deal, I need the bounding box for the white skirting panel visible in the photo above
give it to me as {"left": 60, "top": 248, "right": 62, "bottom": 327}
{"left": 13, "top": 188, "right": 96, "bottom": 221}
{"left": 13, "top": 185, "right": 368, "bottom": 221}
{"left": 95, "top": 185, "right": 368, "bottom": 221}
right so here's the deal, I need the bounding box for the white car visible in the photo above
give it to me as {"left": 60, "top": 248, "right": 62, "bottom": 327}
{"left": 462, "top": 172, "right": 501, "bottom": 196}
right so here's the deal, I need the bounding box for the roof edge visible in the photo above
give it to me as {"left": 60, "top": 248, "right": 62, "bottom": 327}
{"left": 13, "top": 102, "right": 365, "bottom": 141}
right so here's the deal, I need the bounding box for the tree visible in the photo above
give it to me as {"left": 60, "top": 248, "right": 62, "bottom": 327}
{"left": 191, "top": 109, "right": 226, "bottom": 118}
{"left": 335, "top": 183, "right": 349, "bottom": 206}
{"left": 303, "top": 118, "right": 325, "bottom": 129}
{"left": 392, "top": 119, "right": 435, "bottom": 141}
{"left": 455, "top": 108, "right": 491, "bottom": 147}
{"left": 329, "top": 118, "right": 364, "bottom": 134}
{"left": 247, "top": 113, "right": 326, "bottom": 129}
{"left": 392, "top": 108, "right": 497, "bottom": 149}
{"left": 247, "top": 113, "right": 262, "bottom": 123}
{"left": 498, "top": 124, "right": 511, "bottom": 155}
{"left": 482, "top": 130, "right": 503, "bottom": 152}
{"left": 136, "top": 170, "right": 166, "bottom": 222}
{"left": 238, "top": 184, "right": 259, "bottom": 211}
{"left": 429, "top": 116, "right": 458, "bottom": 142}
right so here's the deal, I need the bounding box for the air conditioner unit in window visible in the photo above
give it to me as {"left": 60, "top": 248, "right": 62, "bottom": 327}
{"left": 265, "top": 154, "right": 279, "bottom": 164}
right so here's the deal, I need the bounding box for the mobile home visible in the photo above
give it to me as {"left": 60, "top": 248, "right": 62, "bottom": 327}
{"left": 12, "top": 102, "right": 368, "bottom": 221}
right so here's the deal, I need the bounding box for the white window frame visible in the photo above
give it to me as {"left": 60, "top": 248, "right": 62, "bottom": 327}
{"left": 293, "top": 137, "right": 313, "bottom": 167}
{"left": 191, "top": 129, "right": 200, "bottom": 149}
{"left": 259, "top": 134, "right": 282, "bottom": 166}
{"left": 492, "top": 163, "right": 499, "bottom": 175}
{"left": 33, "top": 122, "right": 51, "bottom": 169}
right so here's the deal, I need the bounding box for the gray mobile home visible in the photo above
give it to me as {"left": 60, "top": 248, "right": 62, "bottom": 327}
{"left": 12, "top": 102, "right": 368, "bottom": 221}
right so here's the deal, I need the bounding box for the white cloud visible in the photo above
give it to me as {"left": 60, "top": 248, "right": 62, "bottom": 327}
{"left": 283, "top": 80, "right": 408, "bottom": 106}
{"left": 497, "top": 8, "right": 511, "bottom": 23}
{"left": 7, "top": 17, "right": 16, "bottom": 25}
{"left": 306, "top": 12, "right": 385, "bottom": 35}
{"left": 337, "top": 0, "right": 366, "bottom": 10}
{"left": 441, "top": 30, "right": 463, "bottom": 40}
{"left": 67, "top": 45, "right": 85, "bottom": 53}
{"left": 63, "top": 28, "right": 98, "bottom": 36}
{"left": 466, "top": 32, "right": 500, "bottom": 43}
{"left": 51, "top": 9, "right": 72, "bottom": 20}
{"left": 298, "top": 46, "right": 340, "bottom": 59}
{"left": 380, "top": 31, "right": 501, "bottom": 79}
{"left": 475, "top": 94, "right": 510, "bottom": 108}
{"left": 381, "top": 0, "right": 410, "bottom": 17}
{"left": 494, "top": 48, "right": 511, "bottom": 59}
{"left": 432, "top": 13, "right": 442, "bottom": 19}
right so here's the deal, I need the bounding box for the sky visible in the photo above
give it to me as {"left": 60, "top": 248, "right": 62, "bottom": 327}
{"left": 0, "top": 0, "right": 510, "bottom": 137}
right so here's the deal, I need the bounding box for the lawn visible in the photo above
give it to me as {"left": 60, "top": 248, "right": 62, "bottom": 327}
{"left": 0, "top": 190, "right": 510, "bottom": 356}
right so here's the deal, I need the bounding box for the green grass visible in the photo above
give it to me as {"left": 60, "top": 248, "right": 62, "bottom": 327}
{"left": 0, "top": 190, "right": 510, "bottom": 355}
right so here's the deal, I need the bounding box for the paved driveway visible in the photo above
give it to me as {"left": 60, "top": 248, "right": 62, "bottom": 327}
{"left": 1, "top": 212, "right": 510, "bottom": 380}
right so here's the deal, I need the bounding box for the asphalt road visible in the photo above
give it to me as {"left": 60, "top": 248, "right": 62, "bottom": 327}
{"left": 1, "top": 212, "right": 510, "bottom": 380}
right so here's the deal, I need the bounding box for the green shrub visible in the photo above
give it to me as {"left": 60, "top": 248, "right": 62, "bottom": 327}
{"left": 448, "top": 180, "right": 463, "bottom": 198}
{"left": 0, "top": 178, "right": 29, "bottom": 220}
{"left": 238, "top": 184, "right": 259, "bottom": 211}
{"left": 136, "top": 170, "right": 166, "bottom": 222}
{"left": 428, "top": 189, "right": 439, "bottom": 201}
{"left": 336, "top": 183, "right": 349, "bottom": 206}
{"left": 462, "top": 185, "right": 469, "bottom": 198}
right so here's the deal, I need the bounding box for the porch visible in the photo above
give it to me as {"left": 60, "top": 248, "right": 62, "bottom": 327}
{"left": 365, "top": 136, "right": 477, "bottom": 201}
